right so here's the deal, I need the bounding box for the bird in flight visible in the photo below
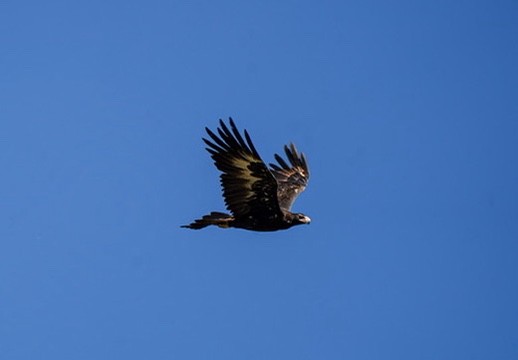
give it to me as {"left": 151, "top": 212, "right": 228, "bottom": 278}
{"left": 182, "top": 118, "right": 311, "bottom": 231}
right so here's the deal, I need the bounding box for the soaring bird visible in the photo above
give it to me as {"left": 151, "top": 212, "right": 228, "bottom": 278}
{"left": 182, "top": 118, "right": 310, "bottom": 231}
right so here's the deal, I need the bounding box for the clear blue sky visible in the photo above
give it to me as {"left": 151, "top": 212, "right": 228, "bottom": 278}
{"left": 1, "top": 1, "right": 517, "bottom": 359}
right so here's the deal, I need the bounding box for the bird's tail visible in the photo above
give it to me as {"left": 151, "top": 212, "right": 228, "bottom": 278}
{"left": 181, "top": 212, "right": 234, "bottom": 230}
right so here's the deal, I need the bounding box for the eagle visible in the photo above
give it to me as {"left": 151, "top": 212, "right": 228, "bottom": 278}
{"left": 182, "top": 118, "right": 311, "bottom": 231}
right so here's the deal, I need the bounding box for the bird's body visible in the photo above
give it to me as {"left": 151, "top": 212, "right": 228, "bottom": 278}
{"left": 182, "top": 118, "right": 310, "bottom": 232}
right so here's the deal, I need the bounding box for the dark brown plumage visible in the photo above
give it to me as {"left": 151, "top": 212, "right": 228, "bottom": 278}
{"left": 182, "top": 118, "right": 310, "bottom": 231}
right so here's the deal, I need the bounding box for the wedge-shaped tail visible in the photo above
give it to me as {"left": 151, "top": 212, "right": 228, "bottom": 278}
{"left": 181, "top": 212, "right": 234, "bottom": 229}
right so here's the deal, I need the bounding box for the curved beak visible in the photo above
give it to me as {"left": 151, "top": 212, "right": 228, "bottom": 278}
{"left": 302, "top": 215, "right": 311, "bottom": 224}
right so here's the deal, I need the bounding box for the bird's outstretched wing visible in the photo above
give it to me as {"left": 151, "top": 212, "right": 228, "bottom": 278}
{"left": 203, "top": 118, "right": 282, "bottom": 219}
{"left": 269, "top": 143, "right": 310, "bottom": 211}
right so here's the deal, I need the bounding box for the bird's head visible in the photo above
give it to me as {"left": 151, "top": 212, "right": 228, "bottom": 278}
{"left": 292, "top": 213, "right": 311, "bottom": 226}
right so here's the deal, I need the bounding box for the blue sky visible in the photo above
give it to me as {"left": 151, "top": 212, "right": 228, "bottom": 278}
{"left": 1, "top": 0, "right": 517, "bottom": 359}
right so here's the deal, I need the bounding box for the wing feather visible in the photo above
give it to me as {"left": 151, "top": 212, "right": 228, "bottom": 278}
{"left": 203, "top": 118, "right": 281, "bottom": 218}
{"left": 269, "top": 143, "right": 310, "bottom": 211}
